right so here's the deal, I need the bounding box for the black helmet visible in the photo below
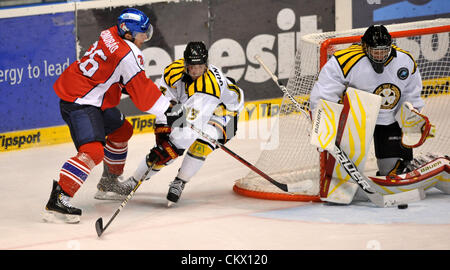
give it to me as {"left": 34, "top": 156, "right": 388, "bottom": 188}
{"left": 361, "top": 25, "right": 392, "bottom": 73}
{"left": 184, "top": 41, "right": 208, "bottom": 65}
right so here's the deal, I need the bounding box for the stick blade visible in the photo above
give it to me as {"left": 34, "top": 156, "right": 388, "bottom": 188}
{"left": 287, "top": 180, "right": 313, "bottom": 193}
{"left": 95, "top": 217, "right": 104, "bottom": 237}
{"left": 380, "top": 188, "right": 426, "bottom": 207}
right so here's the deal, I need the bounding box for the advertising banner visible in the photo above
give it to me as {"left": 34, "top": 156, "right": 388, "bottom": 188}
{"left": 0, "top": 0, "right": 334, "bottom": 151}
{"left": 352, "top": 0, "right": 450, "bottom": 28}
{"left": 0, "top": 12, "right": 76, "bottom": 133}
{"left": 76, "top": 0, "right": 335, "bottom": 116}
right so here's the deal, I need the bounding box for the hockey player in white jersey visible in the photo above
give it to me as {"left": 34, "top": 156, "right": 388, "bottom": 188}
{"left": 310, "top": 25, "right": 430, "bottom": 176}
{"left": 110, "top": 41, "right": 244, "bottom": 206}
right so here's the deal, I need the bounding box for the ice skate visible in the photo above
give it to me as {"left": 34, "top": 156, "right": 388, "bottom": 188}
{"left": 94, "top": 164, "right": 137, "bottom": 200}
{"left": 167, "top": 177, "right": 187, "bottom": 207}
{"left": 43, "top": 180, "right": 82, "bottom": 224}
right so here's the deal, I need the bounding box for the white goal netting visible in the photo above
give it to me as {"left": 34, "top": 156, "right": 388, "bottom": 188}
{"left": 234, "top": 19, "right": 450, "bottom": 201}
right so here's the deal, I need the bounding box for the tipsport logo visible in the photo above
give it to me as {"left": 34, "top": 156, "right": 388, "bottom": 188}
{"left": 0, "top": 132, "right": 41, "bottom": 150}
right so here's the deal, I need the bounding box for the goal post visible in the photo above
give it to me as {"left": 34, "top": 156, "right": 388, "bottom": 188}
{"left": 234, "top": 18, "right": 450, "bottom": 202}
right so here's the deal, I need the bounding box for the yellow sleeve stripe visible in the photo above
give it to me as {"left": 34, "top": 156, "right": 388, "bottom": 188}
{"left": 227, "top": 84, "right": 241, "bottom": 102}
{"left": 163, "top": 60, "right": 185, "bottom": 87}
{"left": 213, "top": 103, "right": 238, "bottom": 117}
{"left": 334, "top": 44, "right": 363, "bottom": 57}
{"left": 334, "top": 44, "right": 366, "bottom": 77}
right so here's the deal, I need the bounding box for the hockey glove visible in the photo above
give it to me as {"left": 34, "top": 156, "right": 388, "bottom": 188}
{"left": 165, "top": 100, "right": 186, "bottom": 128}
{"left": 395, "top": 102, "right": 435, "bottom": 148}
{"left": 154, "top": 123, "right": 172, "bottom": 146}
{"left": 147, "top": 140, "right": 184, "bottom": 166}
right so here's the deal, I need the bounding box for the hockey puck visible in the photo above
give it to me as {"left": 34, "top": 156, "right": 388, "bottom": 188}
{"left": 398, "top": 204, "right": 408, "bottom": 209}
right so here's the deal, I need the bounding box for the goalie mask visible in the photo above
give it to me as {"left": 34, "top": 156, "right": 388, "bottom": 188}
{"left": 117, "top": 8, "right": 154, "bottom": 42}
{"left": 361, "top": 25, "right": 392, "bottom": 74}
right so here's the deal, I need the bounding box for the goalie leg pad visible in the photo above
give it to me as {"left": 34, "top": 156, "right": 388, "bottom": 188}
{"left": 369, "top": 156, "right": 450, "bottom": 194}
{"left": 312, "top": 88, "right": 382, "bottom": 204}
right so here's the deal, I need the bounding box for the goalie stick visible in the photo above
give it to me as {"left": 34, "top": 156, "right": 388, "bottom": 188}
{"left": 188, "top": 124, "right": 312, "bottom": 194}
{"left": 95, "top": 160, "right": 157, "bottom": 237}
{"left": 254, "top": 55, "right": 425, "bottom": 207}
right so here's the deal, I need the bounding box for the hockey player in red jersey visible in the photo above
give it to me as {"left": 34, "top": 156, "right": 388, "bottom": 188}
{"left": 43, "top": 8, "right": 179, "bottom": 223}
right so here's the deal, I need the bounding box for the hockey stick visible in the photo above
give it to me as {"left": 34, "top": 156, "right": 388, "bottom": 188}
{"left": 255, "top": 55, "right": 425, "bottom": 207}
{"left": 95, "top": 161, "right": 157, "bottom": 237}
{"left": 188, "top": 124, "right": 311, "bottom": 193}
{"left": 254, "top": 55, "right": 310, "bottom": 120}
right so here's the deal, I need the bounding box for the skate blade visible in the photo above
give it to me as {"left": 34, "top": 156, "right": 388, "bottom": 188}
{"left": 42, "top": 210, "right": 80, "bottom": 224}
{"left": 94, "top": 191, "right": 126, "bottom": 201}
{"left": 167, "top": 201, "right": 176, "bottom": 208}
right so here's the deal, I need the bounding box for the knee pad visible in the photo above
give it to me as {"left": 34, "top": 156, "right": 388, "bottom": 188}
{"left": 377, "top": 157, "right": 401, "bottom": 176}
{"left": 188, "top": 139, "right": 215, "bottom": 161}
{"left": 107, "top": 119, "right": 133, "bottom": 143}
{"left": 78, "top": 141, "right": 104, "bottom": 166}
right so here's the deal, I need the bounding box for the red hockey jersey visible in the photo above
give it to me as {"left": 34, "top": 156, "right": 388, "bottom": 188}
{"left": 54, "top": 26, "right": 169, "bottom": 116}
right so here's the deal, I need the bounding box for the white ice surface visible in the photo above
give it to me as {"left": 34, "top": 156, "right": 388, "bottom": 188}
{"left": 0, "top": 123, "right": 449, "bottom": 250}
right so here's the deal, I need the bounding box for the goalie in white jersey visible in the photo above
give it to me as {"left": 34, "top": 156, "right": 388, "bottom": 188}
{"left": 310, "top": 25, "right": 433, "bottom": 176}
{"left": 118, "top": 41, "right": 244, "bottom": 206}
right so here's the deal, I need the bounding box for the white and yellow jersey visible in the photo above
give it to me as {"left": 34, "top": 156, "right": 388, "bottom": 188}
{"left": 157, "top": 59, "right": 244, "bottom": 150}
{"left": 157, "top": 58, "right": 244, "bottom": 124}
{"left": 310, "top": 44, "right": 424, "bottom": 125}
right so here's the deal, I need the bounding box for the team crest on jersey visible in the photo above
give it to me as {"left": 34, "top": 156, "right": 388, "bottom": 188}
{"left": 397, "top": 67, "right": 409, "bottom": 80}
{"left": 373, "top": 83, "right": 401, "bottom": 109}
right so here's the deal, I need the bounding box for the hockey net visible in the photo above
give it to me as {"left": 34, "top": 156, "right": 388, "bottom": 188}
{"left": 234, "top": 18, "right": 450, "bottom": 201}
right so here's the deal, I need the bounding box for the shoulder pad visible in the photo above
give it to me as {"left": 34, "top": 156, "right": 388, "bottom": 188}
{"left": 123, "top": 40, "right": 146, "bottom": 70}
{"left": 392, "top": 45, "right": 417, "bottom": 74}
{"left": 333, "top": 44, "right": 366, "bottom": 77}
{"left": 164, "top": 59, "right": 185, "bottom": 88}
{"left": 187, "top": 69, "right": 221, "bottom": 99}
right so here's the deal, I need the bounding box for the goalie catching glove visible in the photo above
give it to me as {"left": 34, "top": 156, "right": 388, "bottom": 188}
{"left": 395, "top": 102, "right": 435, "bottom": 148}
